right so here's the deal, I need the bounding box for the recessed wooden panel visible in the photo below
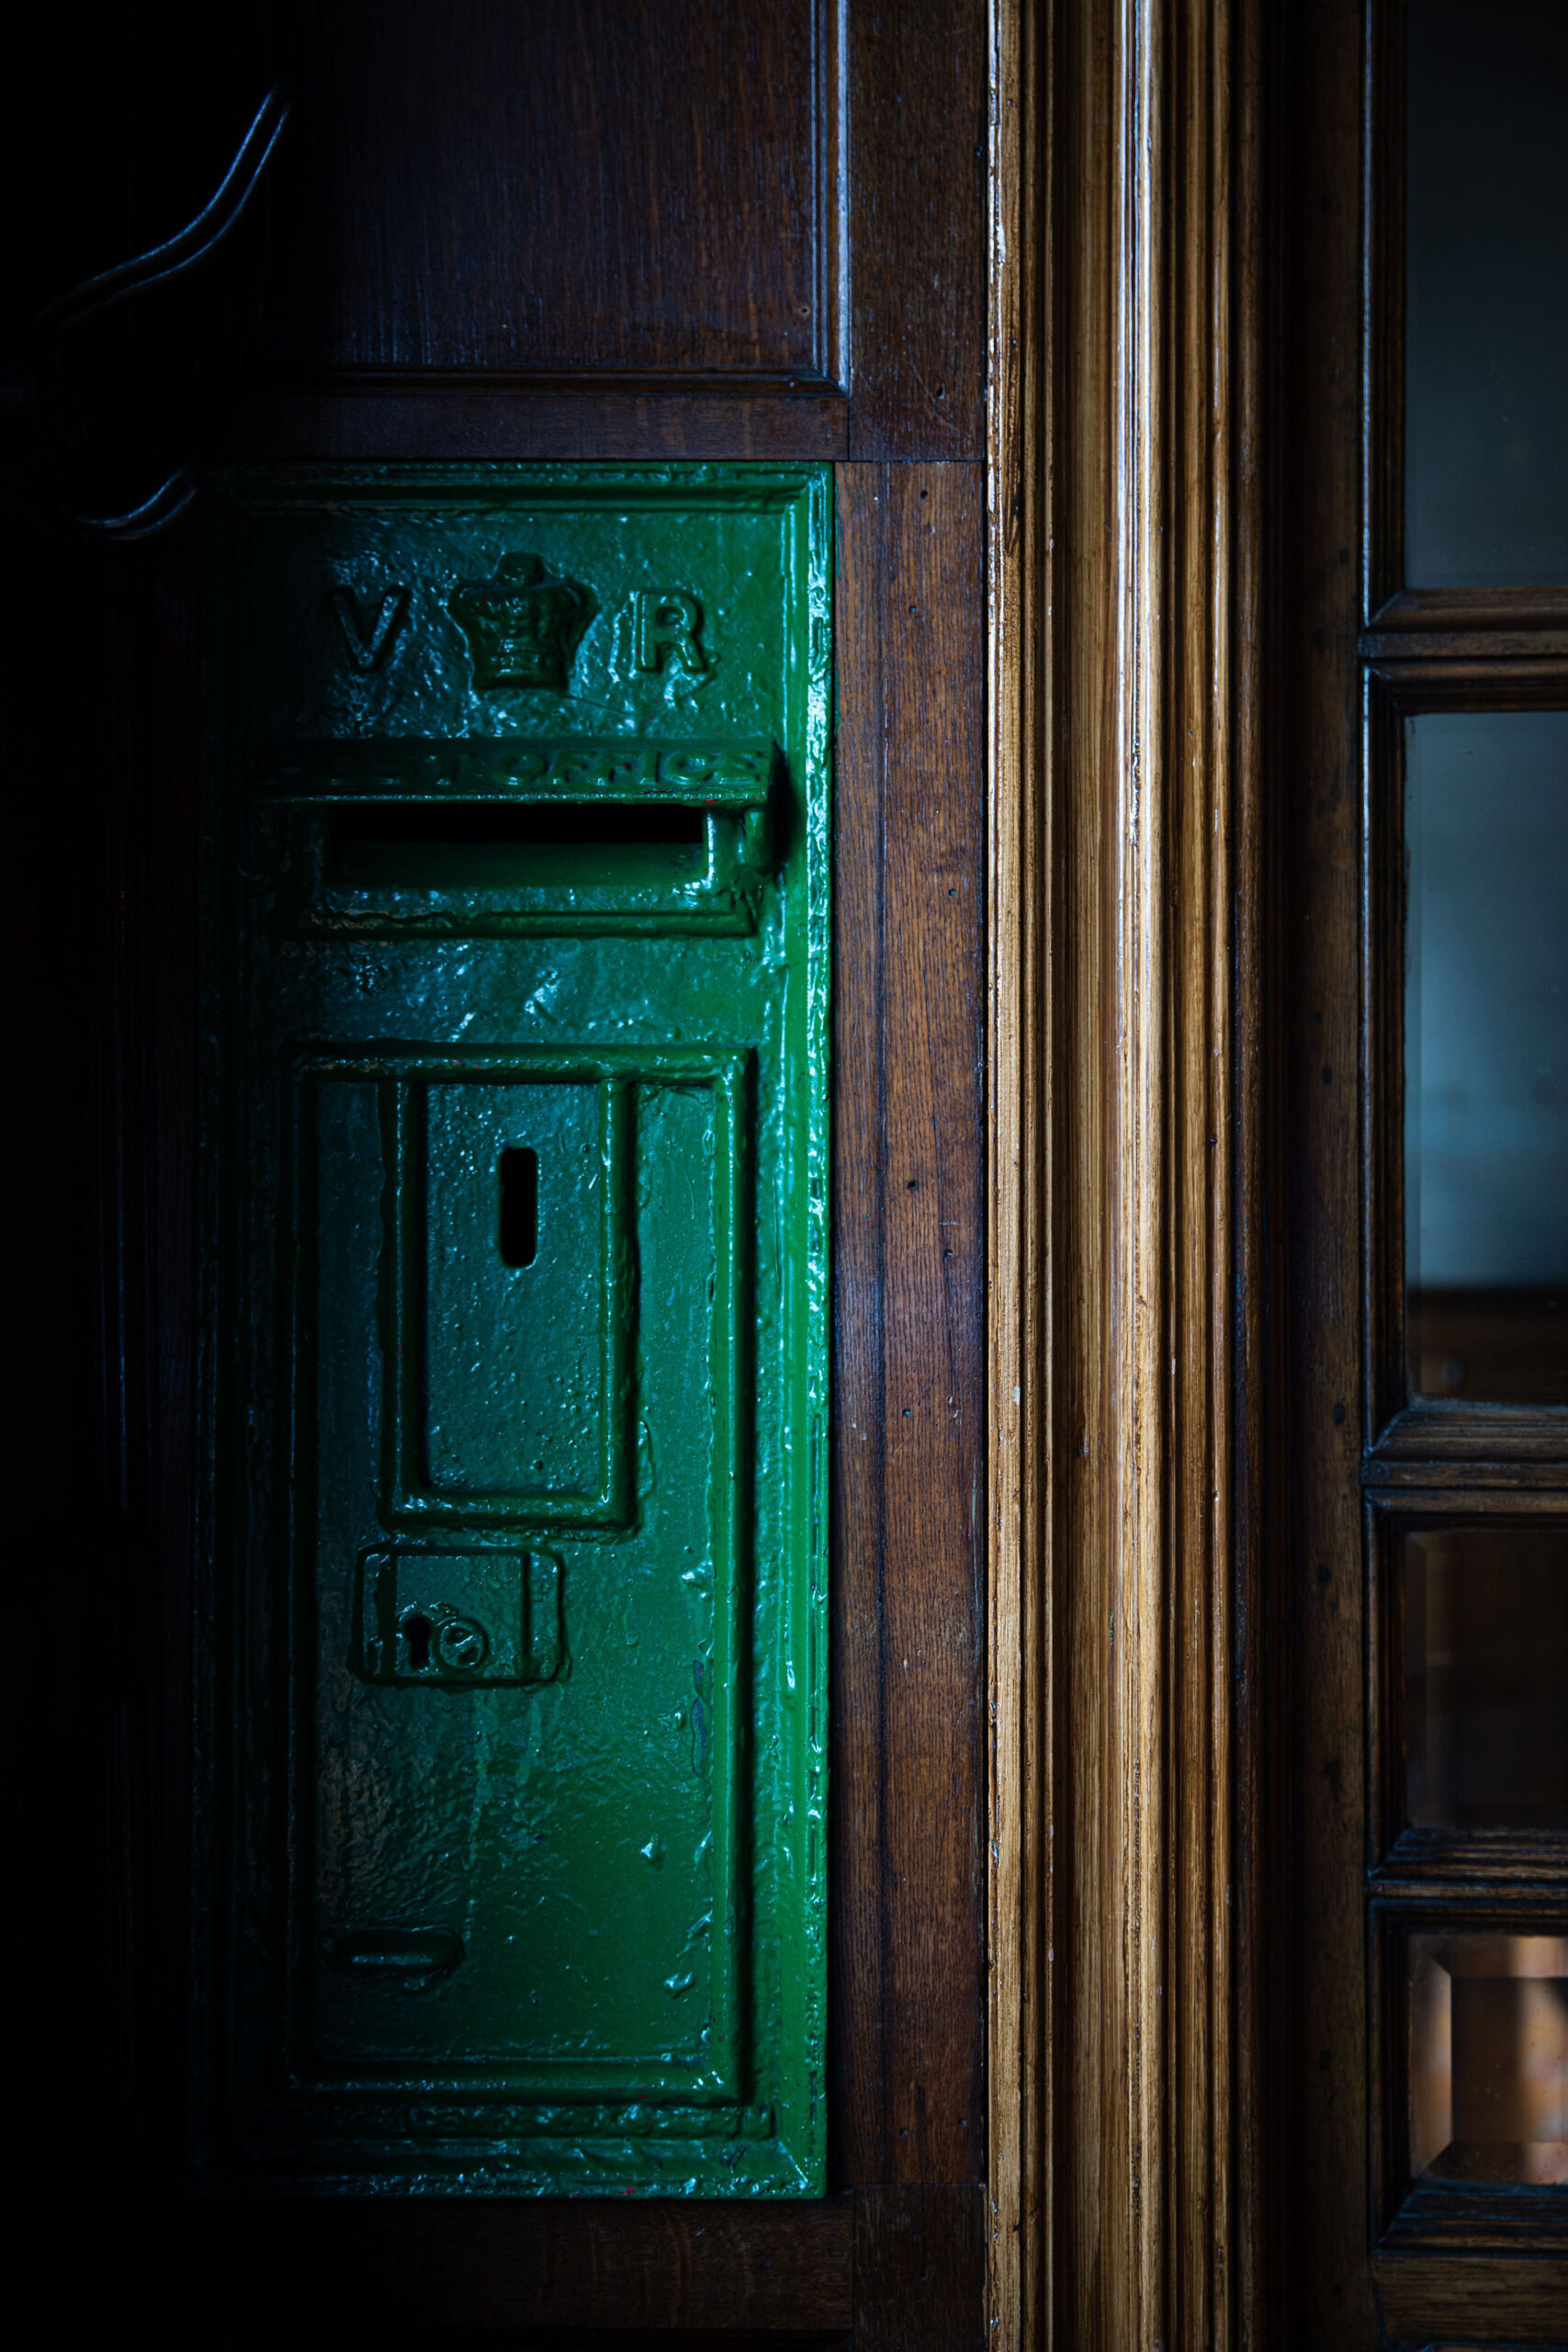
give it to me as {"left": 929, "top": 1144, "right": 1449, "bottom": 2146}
{"left": 267, "top": 0, "right": 843, "bottom": 387}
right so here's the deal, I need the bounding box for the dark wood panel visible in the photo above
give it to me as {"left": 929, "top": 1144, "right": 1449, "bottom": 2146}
{"left": 180, "top": 2198, "right": 853, "bottom": 2334}
{"left": 831, "top": 463, "right": 987, "bottom": 2191}
{"left": 26, "top": 2, "right": 992, "bottom": 472}
{"left": 268, "top": 0, "right": 840, "bottom": 384}
{"left": 235, "top": 391, "right": 848, "bottom": 464}
{"left": 845, "top": 7, "right": 986, "bottom": 458}
{"left": 1274, "top": 0, "right": 1380, "bottom": 2342}
{"left": 1369, "top": 587, "right": 1568, "bottom": 633}
{"left": 1373, "top": 2250, "right": 1568, "bottom": 2345}
{"left": 167, "top": 2335, "right": 847, "bottom": 2351}
{"left": 852, "top": 2185, "right": 986, "bottom": 2352}
{"left": 261, "top": 0, "right": 990, "bottom": 454}
{"left": 313, "top": 2337, "right": 849, "bottom": 2351}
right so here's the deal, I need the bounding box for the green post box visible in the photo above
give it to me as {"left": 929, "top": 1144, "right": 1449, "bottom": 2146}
{"left": 200, "top": 465, "right": 829, "bottom": 2194}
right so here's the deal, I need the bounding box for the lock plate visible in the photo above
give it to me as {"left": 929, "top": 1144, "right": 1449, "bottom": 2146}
{"left": 355, "top": 1549, "right": 563, "bottom": 1687}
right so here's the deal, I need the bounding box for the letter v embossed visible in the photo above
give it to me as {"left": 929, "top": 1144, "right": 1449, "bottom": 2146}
{"left": 333, "top": 585, "right": 411, "bottom": 673}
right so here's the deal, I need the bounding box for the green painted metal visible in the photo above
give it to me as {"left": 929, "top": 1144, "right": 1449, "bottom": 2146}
{"left": 200, "top": 465, "right": 830, "bottom": 2194}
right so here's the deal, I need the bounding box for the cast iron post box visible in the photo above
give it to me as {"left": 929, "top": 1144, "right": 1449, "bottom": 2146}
{"left": 200, "top": 465, "right": 829, "bottom": 2193}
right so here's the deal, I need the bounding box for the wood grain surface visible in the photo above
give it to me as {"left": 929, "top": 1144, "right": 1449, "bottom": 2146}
{"left": 831, "top": 461, "right": 987, "bottom": 2200}
{"left": 266, "top": 0, "right": 840, "bottom": 383}
{"left": 843, "top": 5, "right": 986, "bottom": 459}
{"left": 241, "top": 0, "right": 987, "bottom": 468}
{"left": 985, "top": 0, "right": 1051, "bottom": 2340}
{"left": 179, "top": 2198, "right": 855, "bottom": 2335}
{"left": 237, "top": 391, "right": 851, "bottom": 466}
{"left": 1274, "top": 0, "right": 1378, "bottom": 2338}
{"left": 986, "top": 0, "right": 1271, "bottom": 2343}
{"left": 852, "top": 2183, "right": 987, "bottom": 2352}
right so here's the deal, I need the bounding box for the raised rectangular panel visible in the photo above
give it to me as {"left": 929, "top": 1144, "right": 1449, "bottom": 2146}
{"left": 267, "top": 1, "right": 845, "bottom": 387}
{"left": 407, "top": 1073, "right": 629, "bottom": 1522}
{"left": 204, "top": 466, "right": 829, "bottom": 2193}
{"left": 304, "top": 1057, "right": 748, "bottom": 2102}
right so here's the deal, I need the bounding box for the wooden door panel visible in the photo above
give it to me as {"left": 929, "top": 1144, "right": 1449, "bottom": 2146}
{"left": 832, "top": 462, "right": 987, "bottom": 2189}
{"left": 178, "top": 2197, "right": 855, "bottom": 2336}
{"left": 8, "top": 0, "right": 987, "bottom": 2338}
{"left": 1275, "top": 5, "right": 1568, "bottom": 2343}
{"left": 241, "top": 0, "right": 984, "bottom": 466}
{"left": 268, "top": 0, "right": 840, "bottom": 385}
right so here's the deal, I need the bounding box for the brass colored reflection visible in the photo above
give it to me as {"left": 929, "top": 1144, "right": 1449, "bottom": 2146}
{"left": 1404, "top": 1529, "right": 1568, "bottom": 1831}
{"left": 1410, "top": 1933, "right": 1568, "bottom": 2183}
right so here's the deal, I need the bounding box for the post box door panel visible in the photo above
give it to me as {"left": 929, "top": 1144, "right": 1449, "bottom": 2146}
{"left": 203, "top": 466, "right": 829, "bottom": 2194}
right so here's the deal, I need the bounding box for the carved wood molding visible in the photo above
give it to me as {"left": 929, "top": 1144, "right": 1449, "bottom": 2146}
{"left": 987, "top": 1, "right": 1269, "bottom": 2341}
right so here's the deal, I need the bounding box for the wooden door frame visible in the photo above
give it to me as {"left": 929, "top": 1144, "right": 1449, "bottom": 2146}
{"left": 987, "top": 2, "right": 1272, "bottom": 2340}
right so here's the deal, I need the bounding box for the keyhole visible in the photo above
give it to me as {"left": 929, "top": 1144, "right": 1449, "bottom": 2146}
{"left": 499, "top": 1146, "right": 538, "bottom": 1268}
{"left": 403, "top": 1612, "right": 433, "bottom": 1671}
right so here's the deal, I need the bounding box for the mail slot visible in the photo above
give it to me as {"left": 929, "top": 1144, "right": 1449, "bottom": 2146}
{"left": 201, "top": 465, "right": 829, "bottom": 2194}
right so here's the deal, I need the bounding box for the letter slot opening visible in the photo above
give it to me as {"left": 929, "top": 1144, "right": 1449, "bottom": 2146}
{"left": 498, "top": 1146, "right": 539, "bottom": 1269}
{"left": 324, "top": 800, "right": 706, "bottom": 891}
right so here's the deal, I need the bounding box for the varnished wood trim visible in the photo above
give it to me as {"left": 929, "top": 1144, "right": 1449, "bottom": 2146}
{"left": 1370, "top": 587, "right": 1568, "bottom": 634}
{"left": 271, "top": 368, "right": 852, "bottom": 398}
{"left": 1368, "top": 1406, "right": 1568, "bottom": 1469}
{"left": 1372, "top": 1827, "right": 1568, "bottom": 1893}
{"left": 986, "top": 0, "right": 1048, "bottom": 2341}
{"left": 988, "top": 0, "right": 1268, "bottom": 2341}
{"left": 232, "top": 393, "right": 852, "bottom": 465}
{"left": 1359, "top": 632, "right": 1568, "bottom": 666}
{"left": 1364, "top": 1489, "right": 1568, "bottom": 1522}
{"left": 1373, "top": 2253, "right": 1568, "bottom": 2344}
{"left": 1363, "top": 658, "right": 1568, "bottom": 706}
{"left": 1365, "top": 1458, "right": 1568, "bottom": 1490}
{"left": 834, "top": 462, "right": 987, "bottom": 2195}
{"left": 1365, "top": 668, "right": 1408, "bottom": 1464}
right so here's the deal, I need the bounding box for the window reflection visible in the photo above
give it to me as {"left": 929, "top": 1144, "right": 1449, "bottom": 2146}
{"left": 1405, "top": 0, "right": 1568, "bottom": 586}
{"left": 1410, "top": 1932, "right": 1568, "bottom": 2184}
{"left": 1404, "top": 1528, "right": 1568, "bottom": 1830}
{"left": 1404, "top": 712, "right": 1568, "bottom": 1403}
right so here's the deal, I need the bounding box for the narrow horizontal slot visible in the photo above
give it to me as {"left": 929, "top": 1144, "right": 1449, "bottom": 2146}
{"left": 330, "top": 800, "right": 705, "bottom": 851}
{"left": 329, "top": 1928, "right": 464, "bottom": 1978}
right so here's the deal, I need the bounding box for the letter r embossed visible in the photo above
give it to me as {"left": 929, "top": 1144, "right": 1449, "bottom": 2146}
{"left": 634, "top": 589, "right": 709, "bottom": 676}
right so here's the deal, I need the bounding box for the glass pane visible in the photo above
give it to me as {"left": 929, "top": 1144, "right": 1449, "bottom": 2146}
{"left": 1404, "top": 0, "right": 1568, "bottom": 586}
{"left": 1404, "top": 712, "right": 1568, "bottom": 1403}
{"left": 1403, "top": 1527, "right": 1568, "bottom": 1829}
{"left": 1410, "top": 1932, "right": 1567, "bottom": 2183}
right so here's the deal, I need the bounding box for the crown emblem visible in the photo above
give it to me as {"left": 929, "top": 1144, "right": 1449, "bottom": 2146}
{"left": 447, "top": 552, "right": 597, "bottom": 691}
